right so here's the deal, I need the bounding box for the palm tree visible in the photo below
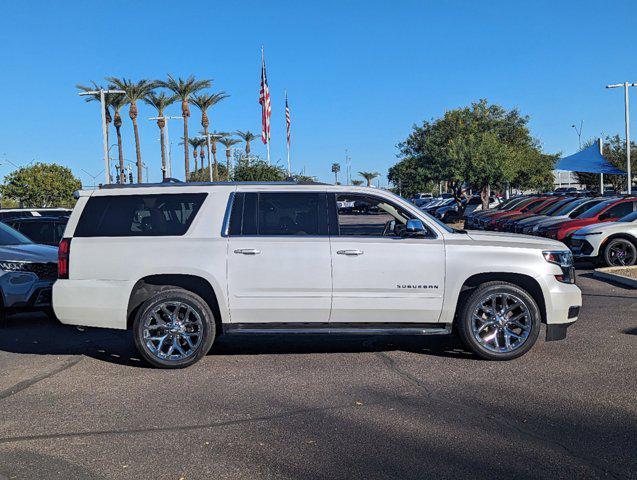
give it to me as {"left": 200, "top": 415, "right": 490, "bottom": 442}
{"left": 351, "top": 179, "right": 364, "bottom": 186}
{"left": 190, "top": 92, "right": 229, "bottom": 180}
{"left": 109, "top": 94, "right": 127, "bottom": 183}
{"left": 107, "top": 78, "right": 154, "bottom": 183}
{"left": 359, "top": 171, "right": 380, "bottom": 187}
{"left": 156, "top": 75, "right": 212, "bottom": 181}
{"left": 143, "top": 91, "right": 177, "bottom": 180}
{"left": 236, "top": 131, "right": 257, "bottom": 158}
{"left": 219, "top": 137, "right": 241, "bottom": 181}
{"left": 331, "top": 163, "right": 341, "bottom": 184}
{"left": 207, "top": 131, "right": 229, "bottom": 181}
{"left": 186, "top": 137, "right": 200, "bottom": 172}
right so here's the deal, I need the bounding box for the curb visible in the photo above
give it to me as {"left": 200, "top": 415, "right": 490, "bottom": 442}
{"left": 593, "top": 267, "right": 637, "bottom": 289}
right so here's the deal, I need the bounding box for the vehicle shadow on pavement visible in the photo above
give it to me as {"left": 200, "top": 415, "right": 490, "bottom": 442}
{"left": 0, "top": 314, "right": 471, "bottom": 368}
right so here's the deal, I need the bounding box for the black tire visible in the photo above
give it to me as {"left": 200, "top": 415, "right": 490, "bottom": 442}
{"left": 133, "top": 288, "right": 216, "bottom": 369}
{"left": 457, "top": 281, "right": 541, "bottom": 361}
{"left": 602, "top": 237, "right": 637, "bottom": 267}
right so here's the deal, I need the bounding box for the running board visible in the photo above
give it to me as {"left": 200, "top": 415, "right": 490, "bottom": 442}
{"left": 224, "top": 323, "right": 452, "bottom": 336}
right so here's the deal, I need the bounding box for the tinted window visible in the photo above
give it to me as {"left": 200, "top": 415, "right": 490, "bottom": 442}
{"left": 258, "top": 193, "right": 323, "bottom": 235}
{"left": 620, "top": 210, "right": 637, "bottom": 222}
{"left": 570, "top": 199, "right": 603, "bottom": 217}
{"left": 602, "top": 201, "right": 634, "bottom": 219}
{"left": 336, "top": 194, "right": 421, "bottom": 237}
{"left": 0, "top": 222, "right": 32, "bottom": 245}
{"left": 579, "top": 199, "right": 618, "bottom": 218}
{"left": 14, "top": 221, "right": 54, "bottom": 244}
{"left": 75, "top": 193, "right": 207, "bottom": 237}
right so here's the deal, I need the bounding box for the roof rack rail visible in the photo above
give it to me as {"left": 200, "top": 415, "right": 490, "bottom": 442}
{"left": 99, "top": 179, "right": 330, "bottom": 189}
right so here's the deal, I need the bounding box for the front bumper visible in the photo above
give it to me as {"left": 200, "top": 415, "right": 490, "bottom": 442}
{"left": 570, "top": 236, "right": 597, "bottom": 258}
{"left": 0, "top": 271, "right": 55, "bottom": 310}
{"left": 538, "top": 274, "right": 582, "bottom": 341}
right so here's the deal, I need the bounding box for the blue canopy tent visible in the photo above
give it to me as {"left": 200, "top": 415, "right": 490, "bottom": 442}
{"left": 555, "top": 140, "right": 626, "bottom": 194}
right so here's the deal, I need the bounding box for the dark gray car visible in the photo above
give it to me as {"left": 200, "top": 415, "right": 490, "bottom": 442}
{"left": 0, "top": 222, "right": 57, "bottom": 322}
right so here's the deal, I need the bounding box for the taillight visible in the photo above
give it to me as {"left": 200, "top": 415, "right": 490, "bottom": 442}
{"left": 58, "top": 238, "right": 71, "bottom": 279}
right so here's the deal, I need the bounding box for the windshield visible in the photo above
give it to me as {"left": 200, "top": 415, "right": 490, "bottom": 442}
{"left": 544, "top": 198, "right": 573, "bottom": 215}
{"left": 552, "top": 198, "right": 588, "bottom": 216}
{"left": 619, "top": 211, "right": 637, "bottom": 222}
{"left": 578, "top": 199, "right": 617, "bottom": 219}
{"left": 0, "top": 222, "right": 33, "bottom": 245}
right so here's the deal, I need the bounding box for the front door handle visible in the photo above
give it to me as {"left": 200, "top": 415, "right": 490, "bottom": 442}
{"left": 337, "top": 249, "right": 364, "bottom": 256}
{"left": 234, "top": 248, "right": 261, "bottom": 255}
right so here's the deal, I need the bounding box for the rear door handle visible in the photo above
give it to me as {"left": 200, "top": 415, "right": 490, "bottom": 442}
{"left": 234, "top": 248, "right": 261, "bottom": 255}
{"left": 337, "top": 249, "right": 364, "bottom": 256}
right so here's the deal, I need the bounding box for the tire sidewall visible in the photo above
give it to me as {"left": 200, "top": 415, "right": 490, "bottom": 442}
{"left": 604, "top": 238, "right": 637, "bottom": 267}
{"left": 458, "top": 282, "right": 541, "bottom": 361}
{"left": 133, "top": 289, "right": 215, "bottom": 369}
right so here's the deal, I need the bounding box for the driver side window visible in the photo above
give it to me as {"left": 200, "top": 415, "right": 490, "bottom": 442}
{"left": 335, "top": 194, "right": 420, "bottom": 237}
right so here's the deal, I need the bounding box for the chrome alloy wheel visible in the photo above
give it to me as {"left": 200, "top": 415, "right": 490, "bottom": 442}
{"left": 470, "top": 293, "right": 532, "bottom": 353}
{"left": 142, "top": 302, "right": 204, "bottom": 361}
{"left": 606, "top": 239, "right": 637, "bottom": 266}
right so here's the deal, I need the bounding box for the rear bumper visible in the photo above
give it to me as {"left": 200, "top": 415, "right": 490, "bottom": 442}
{"left": 53, "top": 279, "right": 132, "bottom": 329}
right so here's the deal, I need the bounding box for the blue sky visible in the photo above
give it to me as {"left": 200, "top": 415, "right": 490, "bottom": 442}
{"left": 0, "top": 0, "right": 634, "bottom": 186}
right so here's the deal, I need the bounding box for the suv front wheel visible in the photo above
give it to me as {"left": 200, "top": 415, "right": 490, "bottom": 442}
{"left": 133, "top": 288, "right": 216, "bottom": 368}
{"left": 457, "top": 282, "right": 541, "bottom": 360}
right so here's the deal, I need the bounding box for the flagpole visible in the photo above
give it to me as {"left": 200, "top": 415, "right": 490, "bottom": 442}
{"left": 261, "top": 46, "right": 271, "bottom": 165}
{"left": 285, "top": 90, "right": 290, "bottom": 175}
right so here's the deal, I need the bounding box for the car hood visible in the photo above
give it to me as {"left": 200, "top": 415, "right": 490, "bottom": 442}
{"left": 0, "top": 243, "right": 58, "bottom": 263}
{"left": 465, "top": 230, "right": 565, "bottom": 250}
{"left": 573, "top": 221, "right": 635, "bottom": 235}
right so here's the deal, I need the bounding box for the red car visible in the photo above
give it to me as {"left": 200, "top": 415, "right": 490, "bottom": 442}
{"left": 491, "top": 197, "right": 566, "bottom": 231}
{"left": 484, "top": 196, "right": 553, "bottom": 230}
{"left": 539, "top": 197, "right": 637, "bottom": 243}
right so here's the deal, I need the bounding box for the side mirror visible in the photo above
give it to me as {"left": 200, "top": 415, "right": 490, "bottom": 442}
{"left": 405, "top": 219, "right": 427, "bottom": 237}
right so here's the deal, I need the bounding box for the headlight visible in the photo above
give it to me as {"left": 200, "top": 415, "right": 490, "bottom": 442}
{"left": 543, "top": 250, "right": 575, "bottom": 284}
{"left": 0, "top": 261, "right": 28, "bottom": 272}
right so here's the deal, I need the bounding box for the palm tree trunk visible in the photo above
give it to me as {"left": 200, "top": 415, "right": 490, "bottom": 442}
{"left": 367, "top": 177, "right": 372, "bottom": 187}
{"left": 116, "top": 126, "right": 125, "bottom": 184}
{"left": 159, "top": 127, "right": 167, "bottom": 180}
{"left": 203, "top": 127, "right": 211, "bottom": 180}
{"left": 226, "top": 150, "right": 231, "bottom": 181}
{"left": 132, "top": 118, "right": 143, "bottom": 183}
{"left": 183, "top": 118, "right": 190, "bottom": 181}
{"left": 213, "top": 149, "right": 219, "bottom": 181}
{"left": 193, "top": 148, "right": 198, "bottom": 173}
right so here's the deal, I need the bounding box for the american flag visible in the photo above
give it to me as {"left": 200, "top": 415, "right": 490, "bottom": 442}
{"left": 259, "top": 53, "right": 271, "bottom": 145}
{"left": 285, "top": 93, "right": 290, "bottom": 147}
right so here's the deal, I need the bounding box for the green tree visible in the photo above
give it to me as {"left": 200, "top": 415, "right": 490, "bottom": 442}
{"left": 358, "top": 171, "right": 379, "bottom": 187}
{"left": 144, "top": 91, "right": 177, "bottom": 180}
{"left": 236, "top": 130, "right": 258, "bottom": 158}
{"left": 107, "top": 78, "right": 154, "bottom": 183}
{"left": 394, "top": 99, "right": 552, "bottom": 209}
{"left": 0, "top": 163, "right": 81, "bottom": 207}
{"left": 233, "top": 157, "right": 287, "bottom": 182}
{"left": 189, "top": 163, "right": 227, "bottom": 182}
{"left": 156, "top": 75, "right": 212, "bottom": 181}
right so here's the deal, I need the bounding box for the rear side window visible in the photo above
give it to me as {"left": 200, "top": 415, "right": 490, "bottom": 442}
{"left": 74, "top": 193, "right": 207, "bottom": 237}
{"left": 228, "top": 192, "right": 327, "bottom": 236}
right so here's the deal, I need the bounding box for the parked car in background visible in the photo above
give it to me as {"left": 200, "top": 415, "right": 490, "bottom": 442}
{"left": 570, "top": 209, "right": 637, "bottom": 266}
{"left": 0, "top": 222, "right": 57, "bottom": 323}
{"left": 53, "top": 182, "right": 581, "bottom": 368}
{"left": 0, "top": 208, "right": 71, "bottom": 221}
{"left": 506, "top": 197, "right": 579, "bottom": 233}
{"left": 464, "top": 196, "right": 529, "bottom": 229}
{"left": 482, "top": 197, "right": 552, "bottom": 230}
{"left": 3, "top": 216, "right": 69, "bottom": 246}
{"left": 537, "top": 197, "right": 637, "bottom": 245}
{"left": 496, "top": 197, "right": 567, "bottom": 232}
{"left": 523, "top": 197, "right": 607, "bottom": 235}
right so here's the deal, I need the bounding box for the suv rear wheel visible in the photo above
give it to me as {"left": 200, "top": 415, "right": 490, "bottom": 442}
{"left": 457, "top": 282, "right": 541, "bottom": 360}
{"left": 133, "top": 288, "right": 215, "bottom": 368}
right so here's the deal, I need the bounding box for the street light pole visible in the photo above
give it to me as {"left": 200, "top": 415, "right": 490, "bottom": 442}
{"left": 79, "top": 89, "right": 125, "bottom": 185}
{"left": 606, "top": 82, "right": 636, "bottom": 194}
{"left": 571, "top": 120, "right": 583, "bottom": 149}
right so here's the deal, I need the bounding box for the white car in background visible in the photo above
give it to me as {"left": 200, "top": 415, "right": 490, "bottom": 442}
{"left": 570, "top": 210, "right": 637, "bottom": 266}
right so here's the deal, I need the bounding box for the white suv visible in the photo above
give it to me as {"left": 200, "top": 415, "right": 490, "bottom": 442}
{"left": 53, "top": 182, "right": 582, "bottom": 368}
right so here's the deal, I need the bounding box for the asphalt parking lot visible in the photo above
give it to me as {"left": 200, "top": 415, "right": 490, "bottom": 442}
{"left": 0, "top": 266, "right": 635, "bottom": 480}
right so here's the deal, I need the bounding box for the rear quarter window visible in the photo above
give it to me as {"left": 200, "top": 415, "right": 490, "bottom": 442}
{"left": 74, "top": 193, "right": 207, "bottom": 237}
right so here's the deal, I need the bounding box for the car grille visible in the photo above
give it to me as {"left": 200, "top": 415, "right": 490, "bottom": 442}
{"left": 23, "top": 262, "right": 58, "bottom": 280}
{"left": 570, "top": 238, "right": 594, "bottom": 256}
